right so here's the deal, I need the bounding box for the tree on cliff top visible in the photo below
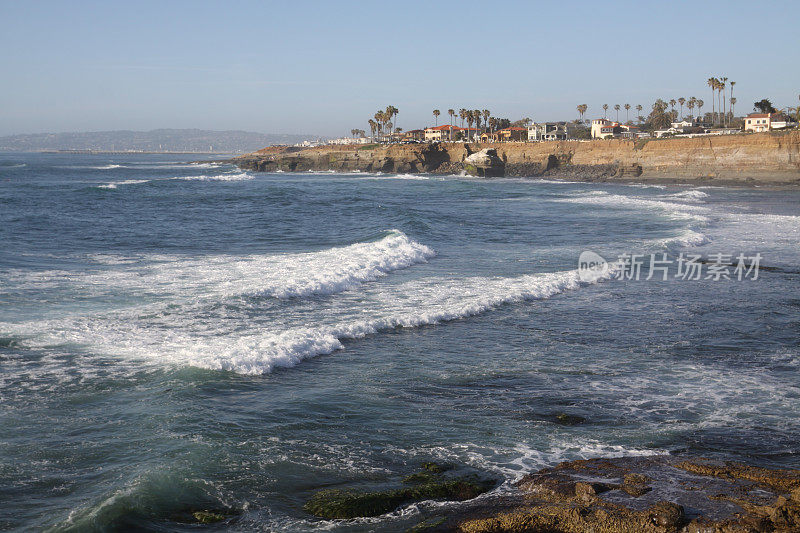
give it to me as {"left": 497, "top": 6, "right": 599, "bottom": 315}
{"left": 647, "top": 99, "right": 672, "bottom": 131}
{"left": 433, "top": 109, "right": 440, "bottom": 126}
{"left": 753, "top": 99, "right": 776, "bottom": 114}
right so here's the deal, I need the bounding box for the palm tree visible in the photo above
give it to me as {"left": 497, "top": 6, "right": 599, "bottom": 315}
{"left": 387, "top": 106, "right": 398, "bottom": 133}
{"left": 707, "top": 78, "right": 717, "bottom": 125}
{"left": 466, "top": 112, "right": 474, "bottom": 142}
{"left": 395, "top": 107, "right": 399, "bottom": 131}
{"left": 635, "top": 105, "right": 643, "bottom": 124}
{"left": 577, "top": 104, "right": 588, "bottom": 123}
{"left": 482, "top": 110, "right": 490, "bottom": 135}
{"left": 433, "top": 109, "right": 440, "bottom": 127}
{"left": 729, "top": 97, "right": 737, "bottom": 124}
{"left": 697, "top": 99, "right": 704, "bottom": 123}
{"left": 687, "top": 97, "right": 696, "bottom": 120}
{"left": 374, "top": 111, "right": 384, "bottom": 139}
{"left": 473, "top": 110, "right": 482, "bottom": 141}
{"left": 729, "top": 81, "right": 736, "bottom": 120}
{"left": 603, "top": 104, "right": 609, "bottom": 119}
{"left": 678, "top": 98, "right": 686, "bottom": 120}
{"left": 720, "top": 77, "right": 728, "bottom": 126}
{"left": 448, "top": 109, "right": 455, "bottom": 140}
{"left": 614, "top": 104, "right": 621, "bottom": 122}
{"left": 459, "top": 108, "right": 467, "bottom": 129}
{"left": 669, "top": 99, "right": 677, "bottom": 121}
{"left": 624, "top": 103, "right": 631, "bottom": 124}
{"left": 367, "top": 120, "right": 377, "bottom": 142}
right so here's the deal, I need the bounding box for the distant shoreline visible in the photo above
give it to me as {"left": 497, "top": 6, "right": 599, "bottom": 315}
{"left": 0, "top": 150, "right": 237, "bottom": 155}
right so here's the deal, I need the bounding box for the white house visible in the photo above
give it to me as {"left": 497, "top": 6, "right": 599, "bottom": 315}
{"left": 527, "top": 122, "right": 572, "bottom": 141}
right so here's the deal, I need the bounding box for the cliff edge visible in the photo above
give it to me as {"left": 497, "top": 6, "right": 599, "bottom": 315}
{"left": 232, "top": 131, "right": 800, "bottom": 185}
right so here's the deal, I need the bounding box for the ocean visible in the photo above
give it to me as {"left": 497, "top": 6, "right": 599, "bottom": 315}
{"left": 1, "top": 152, "right": 798, "bottom": 531}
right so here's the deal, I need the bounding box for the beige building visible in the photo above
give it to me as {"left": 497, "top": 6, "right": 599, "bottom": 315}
{"left": 744, "top": 113, "right": 797, "bottom": 133}
{"left": 745, "top": 113, "right": 773, "bottom": 132}
{"left": 424, "top": 125, "right": 459, "bottom": 141}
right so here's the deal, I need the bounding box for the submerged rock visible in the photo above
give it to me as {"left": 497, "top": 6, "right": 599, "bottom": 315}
{"left": 304, "top": 463, "right": 496, "bottom": 520}
{"left": 192, "top": 510, "right": 227, "bottom": 524}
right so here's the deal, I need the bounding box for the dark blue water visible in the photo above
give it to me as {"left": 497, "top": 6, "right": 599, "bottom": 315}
{"left": 1, "top": 153, "right": 798, "bottom": 531}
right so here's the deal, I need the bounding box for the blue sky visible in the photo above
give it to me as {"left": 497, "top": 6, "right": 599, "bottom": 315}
{"left": 1, "top": 0, "right": 798, "bottom": 136}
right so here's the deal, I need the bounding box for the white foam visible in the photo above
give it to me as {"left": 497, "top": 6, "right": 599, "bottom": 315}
{"left": 654, "top": 228, "right": 710, "bottom": 248}
{"left": 2, "top": 231, "right": 435, "bottom": 299}
{"left": 661, "top": 190, "right": 709, "bottom": 202}
{"left": 557, "top": 191, "right": 710, "bottom": 222}
{"left": 97, "top": 179, "right": 151, "bottom": 189}
{"left": 5, "top": 266, "right": 612, "bottom": 375}
{"left": 176, "top": 171, "right": 253, "bottom": 181}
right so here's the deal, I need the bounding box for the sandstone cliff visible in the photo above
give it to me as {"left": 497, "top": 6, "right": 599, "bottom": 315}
{"left": 233, "top": 131, "right": 800, "bottom": 185}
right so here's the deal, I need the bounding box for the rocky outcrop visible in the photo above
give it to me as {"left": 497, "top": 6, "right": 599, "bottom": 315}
{"left": 409, "top": 455, "right": 800, "bottom": 532}
{"left": 232, "top": 131, "right": 800, "bottom": 185}
{"left": 463, "top": 148, "right": 505, "bottom": 177}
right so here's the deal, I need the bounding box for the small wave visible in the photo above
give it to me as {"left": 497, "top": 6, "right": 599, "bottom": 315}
{"left": 662, "top": 190, "right": 709, "bottom": 202}
{"left": 0, "top": 162, "right": 26, "bottom": 168}
{"left": 176, "top": 172, "right": 253, "bottom": 181}
{"left": 97, "top": 164, "right": 123, "bottom": 170}
{"left": 655, "top": 229, "right": 710, "bottom": 248}
{"left": 96, "top": 179, "right": 151, "bottom": 189}
{"left": 557, "top": 191, "right": 710, "bottom": 222}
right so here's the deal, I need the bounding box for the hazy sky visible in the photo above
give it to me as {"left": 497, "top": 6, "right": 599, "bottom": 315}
{"left": 1, "top": 0, "right": 798, "bottom": 137}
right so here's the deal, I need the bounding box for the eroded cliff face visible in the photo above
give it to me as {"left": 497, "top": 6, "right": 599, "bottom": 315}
{"left": 233, "top": 131, "right": 800, "bottom": 184}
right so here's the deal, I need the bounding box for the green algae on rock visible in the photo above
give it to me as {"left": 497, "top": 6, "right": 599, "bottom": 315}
{"left": 305, "top": 478, "right": 495, "bottom": 519}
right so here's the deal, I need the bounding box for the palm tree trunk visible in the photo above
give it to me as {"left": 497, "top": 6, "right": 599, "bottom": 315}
{"left": 711, "top": 88, "right": 715, "bottom": 126}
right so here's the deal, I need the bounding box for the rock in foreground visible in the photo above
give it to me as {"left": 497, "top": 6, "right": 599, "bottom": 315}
{"left": 447, "top": 455, "right": 800, "bottom": 532}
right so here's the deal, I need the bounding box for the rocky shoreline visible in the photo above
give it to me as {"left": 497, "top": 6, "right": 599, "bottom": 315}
{"left": 230, "top": 132, "right": 800, "bottom": 187}
{"left": 295, "top": 455, "right": 800, "bottom": 532}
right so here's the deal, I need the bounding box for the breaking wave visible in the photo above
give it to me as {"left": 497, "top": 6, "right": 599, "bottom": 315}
{"left": 2, "top": 231, "right": 435, "bottom": 299}
{"left": 5, "top": 266, "right": 612, "bottom": 375}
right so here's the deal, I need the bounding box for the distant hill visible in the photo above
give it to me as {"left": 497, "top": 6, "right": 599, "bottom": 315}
{"left": 0, "top": 129, "right": 319, "bottom": 153}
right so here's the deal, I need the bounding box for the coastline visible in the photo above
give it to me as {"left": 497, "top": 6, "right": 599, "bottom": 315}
{"left": 230, "top": 131, "right": 800, "bottom": 188}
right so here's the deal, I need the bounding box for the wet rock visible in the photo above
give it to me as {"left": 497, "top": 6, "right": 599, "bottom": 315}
{"left": 647, "top": 501, "right": 684, "bottom": 528}
{"left": 445, "top": 455, "right": 800, "bottom": 532}
{"left": 422, "top": 462, "right": 453, "bottom": 474}
{"left": 463, "top": 149, "right": 504, "bottom": 177}
{"left": 554, "top": 412, "right": 586, "bottom": 426}
{"left": 304, "top": 478, "right": 494, "bottom": 519}
{"left": 192, "top": 510, "right": 227, "bottom": 524}
{"left": 305, "top": 463, "right": 497, "bottom": 520}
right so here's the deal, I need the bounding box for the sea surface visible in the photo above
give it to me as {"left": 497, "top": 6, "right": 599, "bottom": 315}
{"left": 1, "top": 152, "right": 798, "bottom": 531}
